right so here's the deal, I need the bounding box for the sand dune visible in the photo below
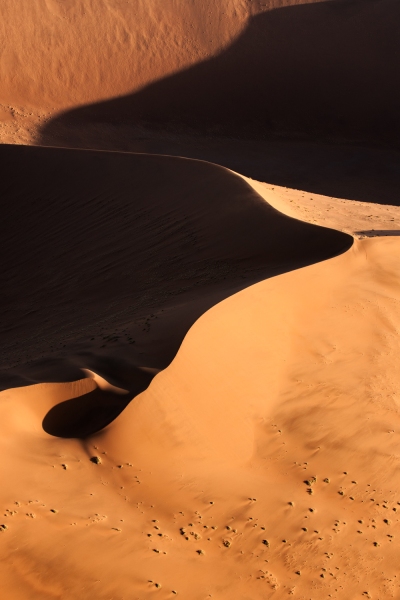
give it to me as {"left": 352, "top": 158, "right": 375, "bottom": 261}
{"left": 38, "top": 0, "right": 400, "bottom": 145}
{"left": 0, "top": 0, "right": 248, "bottom": 112}
{"left": 0, "top": 144, "right": 350, "bottom": 394}
{"left": 1, "top": 0, "right": 400, "bottom": 598}
{"left": 3, "top": 0, "right": 400, "bottom": 213}
{"left": 37, "top": 130, "right": 400, "bottom": 209}
{"left": 244, "top": 177, "right": 400, "bottom": 238}
{"left": 1, "top": 235, "right": 400, "bottom": 598}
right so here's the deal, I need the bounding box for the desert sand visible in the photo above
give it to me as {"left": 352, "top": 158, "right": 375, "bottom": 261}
{"left": 1, "top": 1, "right": 400, "bottom": 599}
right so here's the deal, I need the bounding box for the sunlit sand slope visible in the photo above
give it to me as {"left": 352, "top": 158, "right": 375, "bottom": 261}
{"left": 0, "top": 144, "right": 350, "bottom": 392}
{"left": 1, "top": 1, "right": 398, "bottom": 146}
{"left": 1, "top": 237, "right": 399, "bottom": 598}
{"left": 0, "top": 0, "right": 249, "bottom": 111}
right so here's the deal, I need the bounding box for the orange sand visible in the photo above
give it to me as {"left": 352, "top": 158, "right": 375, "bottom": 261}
{"left": 1, "top": 235, "right": 400, "bottom": 598}
{"left": 1, "top": 1, "right": 400, "bottom": 599}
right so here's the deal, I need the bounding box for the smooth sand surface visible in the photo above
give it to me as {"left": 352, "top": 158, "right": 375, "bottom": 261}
{"left": 244, "top": 177, "right": 400, "bottom": 239}
{"left": 0, "top": 0, "right": 248, "bottom": 112}
{"left": 1, "top": 0, "right": 400, "bottom": 598}
{"left": 0, "top": 144, "right": 350, "bottom": 394}
{"left": 2, "top": 0, "right": 400, "bottom": 145}
{"left": 1, "top": 236, "right": 400, "bottom": 599}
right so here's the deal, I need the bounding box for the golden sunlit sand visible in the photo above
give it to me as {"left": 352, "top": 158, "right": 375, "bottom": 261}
{"left": 2, "top": 237, "right": 400, "bottom": 598}
{"left": 1, "top": 1, "right": 400, "bottom": 599}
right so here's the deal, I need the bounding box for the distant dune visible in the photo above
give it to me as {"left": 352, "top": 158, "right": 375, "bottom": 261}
{"left": 1, "top": 235, "right": 400, "bottom": 598}
{"left": 0, "top": 0, "right": 248, "bottom": 111}
{"left": 38, "top": 0, "right": 400, "bottom": 145}
{"left": 1, "top": 1, "right": 400, "bottom": 599}
{"left": 2, "top": 1, "right": 400, "bottom": 208}
{"left": 1, "top": 0, "right": 399, "bottom": 145}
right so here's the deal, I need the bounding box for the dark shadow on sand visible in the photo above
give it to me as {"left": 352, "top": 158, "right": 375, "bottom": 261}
{"left": 39, "top": 0, "right": 400, "bottom": 205}
{"left": 1, "top": 144, "right": 353, "bottom": 437}
{"left": 42, "top": 388, "right": 129, "bottom": 438}
{"left": 41, "top": 364, "right": 154, "bottom": 438}
{"left": 356, "top": 230, "right": 400, "bottom": 237}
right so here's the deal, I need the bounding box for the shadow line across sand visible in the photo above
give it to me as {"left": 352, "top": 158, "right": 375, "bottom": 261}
{"left": 38, "top": 0, "right": 400, "bottom": 206}
{"left": 42, "top": 387, "right": 130, "bottom": 438}
{"left": 0, "top": 144, "right": 353, "bottom": 437}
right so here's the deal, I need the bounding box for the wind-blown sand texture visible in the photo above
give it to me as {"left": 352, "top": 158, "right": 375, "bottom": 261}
{"left": 1, "top": 0, "right": 400, "bottom": 599}
{"left": 1, "top": 229, "right": 400, "bottom": 599}
{"left": 2, "top": 0, "right": 400, "bottom": 145}
{"left": 0, "top": 144, "right": 351, "bottom": 391}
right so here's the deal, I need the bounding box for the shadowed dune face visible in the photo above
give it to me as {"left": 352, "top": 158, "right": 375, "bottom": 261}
{"left": 1, "top": 2, "right": 400, "bottom": 596}
{"left": 42, "top": 368, "right": 152, "bottom": 438}
{"left": 38, "top": 134, "right": 400, "bottom": 208}
{"left": 1, "top": 237, "right": 399, "bottom": 599}
{"left": 2, "top": 1, "right": 400, "bottom": 205}
{"left": 0, "top": 1, "right": 348, "bottom": 115}
{"left": 36, "top": 0, "right": 400, "bottom": 207}
{"left": 42, "top": 387, "right": 128, "bottom": 438}
{"left": 39, "top": 0, "right": 400, "bottom": 146}
{"left": 0, "top": 144, "right": 351, "bottom": 400}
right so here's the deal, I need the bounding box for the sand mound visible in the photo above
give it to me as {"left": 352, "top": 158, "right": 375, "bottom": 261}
{"left": 1, "top": 1, "right": 399, "bottom": 598}
{"left": 1, "top": 236, "right": 400, "bottom": 598}
{"left": 0, "top": 144, "right": 350, "bottom": 394}
{"left": 3, "top": 0, "right": 400, "bottom": 213}
{"left": 1, "top": 1, "right": 398, "bottom": 146}
{"left": 38, "top": 0, "right": 400, "bottom": 146}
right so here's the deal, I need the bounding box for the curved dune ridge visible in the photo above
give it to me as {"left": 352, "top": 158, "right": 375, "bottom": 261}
{"left": 1, "top": 0, "right": 400, "bottom": 598}
{"left": 38, "top": 0, "right": 400, "bottom": 145}
{"left": 1, "top": 235, "right": 400, "bottom": 598}
{"left": 1, "top": 0, "right": 400, "bottom": 148}
{"left": 0, "top": 143, "right": 351, "bottom": 397}
{"left": 3, "top": 0, "right": 400, "bottom": 212}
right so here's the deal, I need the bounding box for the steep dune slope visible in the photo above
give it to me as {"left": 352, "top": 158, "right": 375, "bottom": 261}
{"left": 3, "top": 0, "right": 400, "bottom": 212}
{"left": 0, "top": 145, "right": 351, "bottom": 395}
{"left": 0, "top": 0, "right": 342, "bottom": 116}
{"left": 1, "top": 236, "right": 400, "bottom": 599}
{"left": 28, "top": 0, "right": 400, "bottom": 213}
{"left": 1, "top": 0, "right": 399, "bottom": 148}
{"left": 39, "top": 0, "right": 400, "bottom": 146}
{"left": 1, "top": 1, "right": 399, "bottom": 598}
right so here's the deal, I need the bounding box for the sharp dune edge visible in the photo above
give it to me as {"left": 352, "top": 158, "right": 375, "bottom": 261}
{"left": 1, "top": 0, "right": 400, "bottom": 599}
{"left": 0, "top": 144, "right": 351, "bottom": 393}
{"left": 2, "top": 235, "right": 400, "bottom": 599}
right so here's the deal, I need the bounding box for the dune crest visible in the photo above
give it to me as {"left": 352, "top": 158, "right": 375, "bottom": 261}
{"left": 0, "top": 145, "right": 351, "bottom": 393}
{"left": 1, "top": 236, "right": 400, "bottom": 598}
{"left": 81, "top": 369, "right": 128, "bottom": 395}
{"left": 38, "top": 0, "right": 400, "bottom": 146}
{"left": 1, "top": 0, "right": 399, "bottom": 597}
